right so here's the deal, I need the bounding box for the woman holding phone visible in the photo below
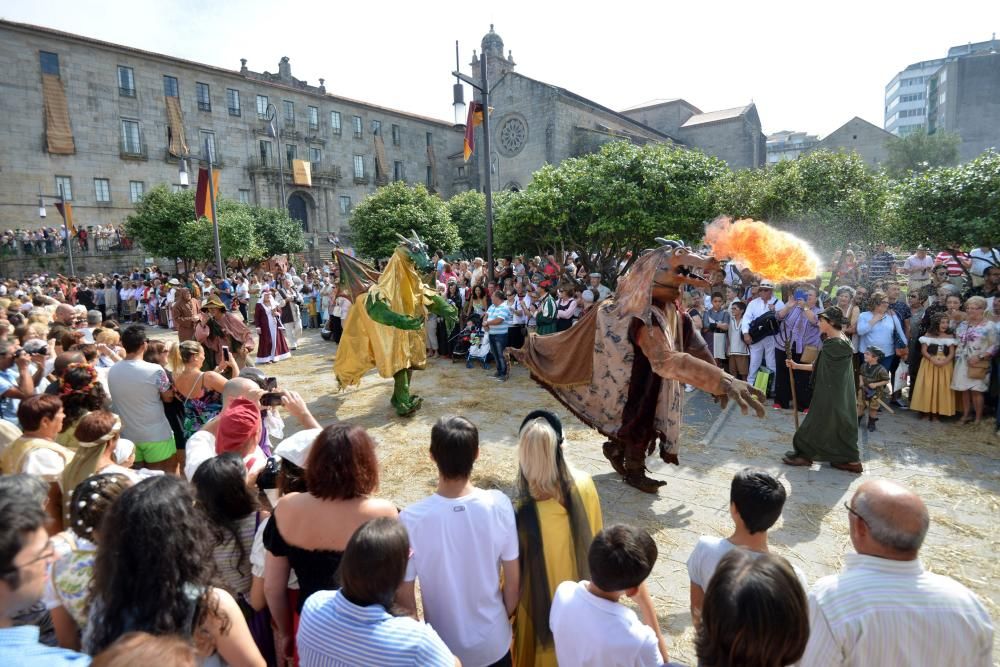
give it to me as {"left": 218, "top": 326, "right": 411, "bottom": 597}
{"left": 774, "top": 286, "right": 822, "bottom": 411}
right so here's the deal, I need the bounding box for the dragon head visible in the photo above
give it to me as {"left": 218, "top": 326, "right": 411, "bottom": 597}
{"left": 651, "top": 239, "right": 719, "bottom": 299}
{"left": 395, "top": 230, "right": 432, "bottom": 272}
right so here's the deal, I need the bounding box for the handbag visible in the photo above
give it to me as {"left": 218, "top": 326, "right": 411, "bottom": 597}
{"left": 800, "top": 345, "right": 820, "bottom": 364}
{"left": 748, "top": 303, "right": 780, "bottom": 343}
{"left": 890, "top": 312, "right": 908, "bottom": 361}
{"left": 966, "top": 355, "right": 990, "bottom": 380}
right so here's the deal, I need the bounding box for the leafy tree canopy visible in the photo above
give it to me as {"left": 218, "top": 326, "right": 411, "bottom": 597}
{"left": 446, "top": 189, "right": 487, "bottom": 260}
{"left": 349, "top": 181, "right": 460, "bottom": 261}
{"left": 884, "top": 128, "right": 961, "bottom": 178}
{"left": 249, "top": 206, "right": 305, "bottom": 256}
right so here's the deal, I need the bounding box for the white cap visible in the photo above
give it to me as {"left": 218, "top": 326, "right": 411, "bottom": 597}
{"left": 113, "top": 438, "right": 136, "bottom": 464}
{"left": 274, "top": 428, "right": 322, "bottom": 468}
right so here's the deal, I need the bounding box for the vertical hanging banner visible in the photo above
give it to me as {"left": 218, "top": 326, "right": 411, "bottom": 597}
{"left": 195, "top": 168, "right": 220, "bottom": 223}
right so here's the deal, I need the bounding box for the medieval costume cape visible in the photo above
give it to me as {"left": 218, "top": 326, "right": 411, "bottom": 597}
{"left": 334, "top": 247, "right": 438, "bottom": 386}
{"left": 255, "top": 299, "right": 291, "bottom": 364}
{"left": 170, "top": 288, "right": 199, "bottom": 342}
{"left": 789, "top": 335, "right": 859, "bottom": 463}
{"left": 510, "top": 247, "right": 723, "bottom": 462}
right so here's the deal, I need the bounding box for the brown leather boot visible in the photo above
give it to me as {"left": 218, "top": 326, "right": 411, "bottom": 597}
{"left": 602, "top": 441, "right": 627, "bottom": 476}
{"left": 623, "top": 460, "right": 666, "bottom": 494}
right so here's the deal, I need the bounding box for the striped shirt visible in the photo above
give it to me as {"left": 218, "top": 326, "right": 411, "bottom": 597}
{"left": 934, "top": 251, "right": 970, "bottom": 277}
{"left": 800, "top": 554, "right": 994, "bottom": 666}
{"left": 297, "top": 589, "right": 454, "bottom": 667}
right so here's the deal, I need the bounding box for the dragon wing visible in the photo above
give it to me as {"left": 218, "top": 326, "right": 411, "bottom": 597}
{"left": 334, "top": 250, "right": 381, "bottom": 300}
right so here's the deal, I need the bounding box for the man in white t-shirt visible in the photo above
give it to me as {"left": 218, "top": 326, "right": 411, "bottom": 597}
{"left": 740, "top": 281, "right": 783, "bottom": 392}
{"left": 969, "top": 244, "right": 999, "bottom": 288}
{"left": 901, "top": 246, "right": 935, "bottom": 294}
{"left": 398, "top": 416, "right": 519, "bottom": 667}
{"left": 686, "top": 468, "right": 806, "bottom": 627}
{"left": 550, "top": 525, "right": 674, "bottom": 667}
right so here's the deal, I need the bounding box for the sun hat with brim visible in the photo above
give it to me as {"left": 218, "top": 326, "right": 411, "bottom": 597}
{"left": 201, "top": 295, "right": 226, "bottom": 312}
{"left": 818, "top": 306, "right": 847, "bottom": 329}
{"left": 759, "top": 280, "right": 775, "bottom": 289}
{"left": 274, "top": 428, "right": 322, "bottom": 469}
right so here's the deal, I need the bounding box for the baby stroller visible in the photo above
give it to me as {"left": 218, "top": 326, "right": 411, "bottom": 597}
{"left": 449, "top": 317, "right": 475, "bottom": 362}
{"left": 459, "top": 314, "right": 491, "bottom": 368}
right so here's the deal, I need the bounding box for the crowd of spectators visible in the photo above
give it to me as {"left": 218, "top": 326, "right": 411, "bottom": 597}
{"left": 0, "top": 225, "right": 132, "bottom": 256}
{"left": 0, "top": 239, "right": 995, "bottom": 666}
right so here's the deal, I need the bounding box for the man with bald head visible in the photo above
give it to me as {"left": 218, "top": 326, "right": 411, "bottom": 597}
{"left": 51, "top": 304, "right": 75, "bottom": 328}
{"left": 801, "top": 480, "right": 993, "bottom": 665}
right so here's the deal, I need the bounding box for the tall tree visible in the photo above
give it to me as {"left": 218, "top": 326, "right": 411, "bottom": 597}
{"left": 446, "top": 189, "right": 487, "bottom": 259}
{"left": 249, "top": 206, "right": 305, "bottom": 256}
{"left": 123, "top": 185, "right": 197, "bottom": 261}
{"left": 348, "top": 181, "right": 460, "bottom": 261}
{"left": 884, "top": 128, "right": 961, "bottom": 178}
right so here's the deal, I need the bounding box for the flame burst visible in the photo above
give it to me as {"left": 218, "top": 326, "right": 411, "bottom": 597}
{"left": 702, "top": 217, "right": 820, "bottom": 284}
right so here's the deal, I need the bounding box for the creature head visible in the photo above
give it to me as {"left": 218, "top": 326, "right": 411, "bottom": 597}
{"left": 395, "top": 230, "right": 431, "bottom": 272}
{"left": 614, "top": 239, "right": 720, "bottom": 323}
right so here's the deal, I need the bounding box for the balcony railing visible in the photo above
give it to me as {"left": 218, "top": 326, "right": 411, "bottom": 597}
{"left": 120, "top": 137, "right": 148, "bottom": 160}
{"left": 0, "top": 227, "right": 136, "bottom": 257}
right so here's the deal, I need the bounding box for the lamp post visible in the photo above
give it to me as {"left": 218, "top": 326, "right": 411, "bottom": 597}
{"left": 177, "top": 136, "right": 224, "bottom": 278}
{"left": 37, "top": 183, "right": 75, "bottom": 276}
{"left": 264, "top": 103, "right": 286, "bottom": 210}
{"left": 452, "top": 42, "right": 495, "bottom": 282}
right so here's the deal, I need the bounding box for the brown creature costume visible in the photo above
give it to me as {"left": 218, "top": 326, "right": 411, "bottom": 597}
{"left": 510, "top": 242, "right": 765, "bottom": 492}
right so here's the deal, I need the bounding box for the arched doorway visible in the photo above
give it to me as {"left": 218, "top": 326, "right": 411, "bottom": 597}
{"left": 287, "top": 193, "right": 308, "bottom": 232}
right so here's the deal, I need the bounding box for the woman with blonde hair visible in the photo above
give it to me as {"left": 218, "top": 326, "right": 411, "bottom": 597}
{"left": 951, "top": 295, "right": 998, "bottom": 424}
{"left": 169, "top": 340, "right": 235, "bottom": 439}
{"left": 513, "top": 410, "right": 602, "bottom": 667}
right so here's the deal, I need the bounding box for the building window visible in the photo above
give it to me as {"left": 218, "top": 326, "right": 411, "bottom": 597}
{"left": 199, "top": 130, "right": 217, "bottom": 164}
{"left": 39, "top": 51, "right": 60, "bottom": 76}
{"left": 283, "top": 100, "right": 295, "bottom": 127}
{"left": 55, "top": 176, "right": 72, "bottom": 200}
{"left": 238, "top": 189, "right": 251, "bottom": 204}
{"left": 259, "top": 140, "right": 273, "bottom": 167}
{"left": 393, "top": 161, "right": 404, "bottom": 181}
{"left": 352, "top": 115, "right": 363, "bottom": 138}
{"left": 308, "top": 106, "right": 319, "bottom": 131}
{"left": 309, "top": 147, "right": 321, "bottom": 166}
{"left": 163, "top": 75, "right": 179, "bottom": 97}
{"left": 426, "top": 132, "right": 433, "bottom": 147}
{"left": 286, "top": 144, "right": 297, "bottom": 166}
{"left": 330, "top": 111, "right": 342, "bottom": 136}
{"left": 371, "top": 120, "right": 382, "bottom": 135}
{"left": 353, "top": 155, "right": 365, "bottom": 179}
{"left": 129, "top": 181, "right": 144, "bottom": 203}
{"left": 339, "top": 195, "right": 352, "bottom": 215}
{"left": 457, "top": 165, "right": 465, "bottom": 177}
{"left": 426, "top": 165, "right": 433, "bottom": 187}
{"left": 121, "top": 119, "right": 142, "bottom": 154}
{"left": 226, "top": 88, "right": 240, "bottom": 116}
{"left": 391, "top": 124, "right": 401, "bottom": 146}
{"left": 256, "top": 94, "right": 269, "bottom": 119}
{"left": 94, "top": 178, "right": 111, "bottom": 203}
{"left": 196, "top": 82, "right": 211, "bottom": 111}
{"left": 117, "top": 66, "right": 135, "bottom": 96}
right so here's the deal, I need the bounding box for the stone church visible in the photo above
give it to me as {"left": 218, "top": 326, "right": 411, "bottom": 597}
{"left": 451, "top": 26, "right": 766, "bottom": 194}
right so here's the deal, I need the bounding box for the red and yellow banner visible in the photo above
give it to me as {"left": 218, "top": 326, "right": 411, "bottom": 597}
{"left": 463, "top": 101, "right": 484, "bottom": 162}
{"left": 195, "top": 168, "right": 220, "bottom": 223}
{"left": 54, "top": 201, "right": 75, "bottom": 235}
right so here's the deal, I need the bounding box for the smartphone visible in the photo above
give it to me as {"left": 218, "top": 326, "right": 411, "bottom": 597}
{"left": 264, "top": 376, "right": 278, "bottom": 391}
{"left": 794, "top": 289, "right": 806, "bottom": 301}
{"left": 260, "top": 391, "right": 285, "bottom": 407}
{"left": 222, "top": 346, "right": 230, "bottom": 362}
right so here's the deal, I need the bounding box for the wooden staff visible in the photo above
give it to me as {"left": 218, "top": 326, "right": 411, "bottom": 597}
{"left": 783, "top": 321, "right": 799, "bottom": 428}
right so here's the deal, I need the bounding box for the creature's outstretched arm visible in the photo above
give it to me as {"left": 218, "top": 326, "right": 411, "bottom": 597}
{"left": 366, "top": 294, "right": 425, "bottom": 331}
{"left": 635, "top": 323, "right": 765, "bottom": 418}
{"left": 426, "top": 293, "right": 459, "bottom": 333}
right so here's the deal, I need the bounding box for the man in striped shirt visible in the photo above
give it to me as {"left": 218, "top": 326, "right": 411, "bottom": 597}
{"left": 800, "top": 480, "right": 993, "bottom": 666}
{"left": 934, "top": 246, "right": 972, "bottom": 288}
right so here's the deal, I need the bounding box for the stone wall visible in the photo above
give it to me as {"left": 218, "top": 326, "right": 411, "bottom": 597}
{"left": 812, "top": 117, "right": 892, "bottom": 167}
{"left": 0, "top": 251, "right": 172, "bottom": 279}
{"left": 677, "top": 117, "right": 764, "bottom": 169}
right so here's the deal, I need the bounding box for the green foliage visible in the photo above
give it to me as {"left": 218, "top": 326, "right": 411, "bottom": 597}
{"left": 493, "top": 141, "right": 727, "bottom": 283}
{"left": 712, "top": 150, "right": 890, "bottom": 253}
{"left": 888, "top": 149, "right": 1000, "bottom": 250}
{"left": 124, "top": 185, "right": 197, "bottom": 259}
{"left": 123, "top": 184, "right": 302, "bottom": 263}
{"left": 447, "top": 189, "right": 487, "bottom": 259}
{"left": 884, "top": 128, "right": 961, "bottom": 178}
{"left": 249, "top": 206, "right": 305, "bottom": 256}
{"left": 349, "top": 181, "right": 460, "bottom": 261}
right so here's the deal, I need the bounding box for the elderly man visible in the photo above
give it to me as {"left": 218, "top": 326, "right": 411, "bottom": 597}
{"left": 741, "top": 280, "right": 783, "bottom": 393}
{"left": 801, "top": 480, "right": 993, "bottom": 665}
{"left": 588, "top": 273, "right": 611, "bottom": 302}
{"left": 901, "top": 245, "right": 934, "bottom": 294}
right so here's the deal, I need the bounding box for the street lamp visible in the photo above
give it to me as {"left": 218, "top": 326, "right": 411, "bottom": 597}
{"left": 176, "top": 136, "right": 224, "bottom": 278}
{"left": 452, "top": 42, "right": 496, "bottom": 282}
{"left": 37, "top": 184, "right": 75, "bottom": 276}
{"left": 264, "top": 103, "right": 286, "bottom": 209}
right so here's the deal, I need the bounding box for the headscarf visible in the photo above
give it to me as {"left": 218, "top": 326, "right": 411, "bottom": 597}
{"left": 215, "top": 398, "right": 262, "bottom": 455}
{"left": 514, "top": 409, "right": 593, "bottom": 648}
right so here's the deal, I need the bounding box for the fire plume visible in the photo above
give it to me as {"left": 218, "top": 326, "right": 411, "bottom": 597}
{"left": 702, "top": 217, "right": 820, "bottom": 283}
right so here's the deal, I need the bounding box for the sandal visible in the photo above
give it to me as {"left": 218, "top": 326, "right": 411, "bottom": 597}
{"left": 831, "top": 462, "right": 864, "bottom": 473}
{"left": 782, "top": 456, "right": 813, "bottom": 467}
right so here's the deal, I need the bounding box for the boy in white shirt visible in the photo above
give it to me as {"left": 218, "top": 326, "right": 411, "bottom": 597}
{"left": 686, "top": 468, "right": 806, "bottom": 627}
{"left": 550, "top": 525, "right": 675, "bottom": 667}
{"left": 398, "top": 416, "right": 520, "bottom": 667}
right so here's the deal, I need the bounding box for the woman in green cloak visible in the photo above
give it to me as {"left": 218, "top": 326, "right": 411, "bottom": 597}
{"left": 782, "top": 306, "right": 863, "bottom": 473}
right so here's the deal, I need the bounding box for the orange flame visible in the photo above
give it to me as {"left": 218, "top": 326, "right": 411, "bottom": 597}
{"left": 702, "top": 217, "right": 820, "bottom": 283}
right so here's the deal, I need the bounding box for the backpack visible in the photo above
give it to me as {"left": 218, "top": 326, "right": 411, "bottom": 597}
{"left": 748, "top": 302, "right": 780, "bottom": 343}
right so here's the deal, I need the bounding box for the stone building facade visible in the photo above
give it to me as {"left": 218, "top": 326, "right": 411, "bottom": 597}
{"left": 927, "top": 51, "right": 1000, "bottom": 162}
{"left": 0, "top": 19, "right": 461, "bottom": 252}
{"left": 811, "top": 117, "right": 894, "bottom": 168}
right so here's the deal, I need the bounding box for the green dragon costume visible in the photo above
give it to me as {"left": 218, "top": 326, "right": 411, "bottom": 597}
{"left": 333, "top": 232, "right": 458, "bottom": 416}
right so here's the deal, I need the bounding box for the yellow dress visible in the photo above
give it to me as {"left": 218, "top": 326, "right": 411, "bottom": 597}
{"left": 513, "top": 474, "right": 603, "bottom": 667}
{"left": 909, "top": 336, "right": 957, "bottom": 416}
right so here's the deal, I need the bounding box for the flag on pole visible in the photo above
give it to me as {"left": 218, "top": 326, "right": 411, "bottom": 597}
{"left": 54, "top": 201, "right": 75, "bottom": 236}
{"left": 195, "top": 168, "right": 220, "bottom": 223}
{"left": 463, "top": 101, "right": 484, "bottom": 162}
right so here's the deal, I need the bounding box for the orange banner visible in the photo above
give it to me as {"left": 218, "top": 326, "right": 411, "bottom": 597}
{"left": 195, "top": 168, "right": 220, "bottom": 223}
